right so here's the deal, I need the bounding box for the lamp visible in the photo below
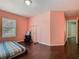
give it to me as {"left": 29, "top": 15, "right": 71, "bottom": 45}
{"left": 25, "top": 0, "right": 32, "bottom": 6}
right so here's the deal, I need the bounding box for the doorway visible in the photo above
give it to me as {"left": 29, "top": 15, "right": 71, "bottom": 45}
{"left": 66, "top": 20, "right": 78, "bottom": 45}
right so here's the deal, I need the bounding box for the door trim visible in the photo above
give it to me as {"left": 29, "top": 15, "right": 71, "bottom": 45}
{"left": 66, "top": 19, "right": 78, "bottom": 44}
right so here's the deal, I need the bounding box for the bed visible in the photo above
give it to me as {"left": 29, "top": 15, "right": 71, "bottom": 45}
{"left": 0, "top": 41, "right": 26, "bottom": 59}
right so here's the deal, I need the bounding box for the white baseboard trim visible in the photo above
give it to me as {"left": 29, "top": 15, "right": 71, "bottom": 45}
{"left": 38, "top": 42, "right": 51, "bottom": 46}
{"left": 50, "top": 43, "right": 65, "bottom": 46}
{"left": 38, "top": 42, "right": 65, "bottom": 46}
{"left": 17, "top": 40, "right": 24, "bottom": 42}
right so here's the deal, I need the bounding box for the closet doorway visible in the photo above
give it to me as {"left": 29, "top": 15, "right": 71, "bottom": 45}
{"left": 66, "top": 19, "right": 78, "bottom": 45}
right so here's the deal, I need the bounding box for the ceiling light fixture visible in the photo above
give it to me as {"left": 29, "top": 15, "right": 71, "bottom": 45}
{"left": 25, "top": 0, "right": 32, "bottom": 6}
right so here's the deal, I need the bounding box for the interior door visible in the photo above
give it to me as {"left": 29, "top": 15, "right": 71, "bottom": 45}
{"left": 31, "top": 24, "right": 37, "bottom": 43}
{"left": 67, "top": 20, "right": 77, "bottom": 44}
{"left": 68, "top": 21, "right": 76, "bottom": 38}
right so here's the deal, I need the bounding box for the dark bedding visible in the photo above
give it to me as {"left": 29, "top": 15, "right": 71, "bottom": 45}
{"left": 0, "top": 41, "right": 26, "bottom": 59}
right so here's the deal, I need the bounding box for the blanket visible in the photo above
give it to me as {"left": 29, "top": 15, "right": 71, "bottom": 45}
{"left": 0, "top": 41, "right": 26, "bottom": 59}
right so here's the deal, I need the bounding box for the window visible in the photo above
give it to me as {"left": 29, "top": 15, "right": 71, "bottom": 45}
{"left": 2, "top": 17, "right": 16, "bottom": 38}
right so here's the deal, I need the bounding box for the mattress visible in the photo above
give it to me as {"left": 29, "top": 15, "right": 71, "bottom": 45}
{"left": 0, "top": 41, "right": 26, "bottom": 59}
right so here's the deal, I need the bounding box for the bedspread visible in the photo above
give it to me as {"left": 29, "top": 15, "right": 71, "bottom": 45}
{"left": 0, "top": 41, "right": 26, "bottom": 59}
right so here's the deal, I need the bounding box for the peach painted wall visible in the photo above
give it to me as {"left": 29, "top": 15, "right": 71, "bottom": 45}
{"left": 0, "top": 10, "right": 29, "bottom": 42}
{"left": 51, "top": 11, "right": 65, "bottom": 46}
{"left": 30, "top": 11, "right": 65, "bottom": 46}
{"left": 30, "top": 11, "right": 51, "bottom": 45}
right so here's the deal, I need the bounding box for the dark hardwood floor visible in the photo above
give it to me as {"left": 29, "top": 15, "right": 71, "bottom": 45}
{"left": 14, "top": 39, "right": 79, "bottom": 59}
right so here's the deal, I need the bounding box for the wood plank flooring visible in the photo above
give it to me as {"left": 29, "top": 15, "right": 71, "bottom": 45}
{"left": 13, "top": 39, "right": 79, "bottom": 59}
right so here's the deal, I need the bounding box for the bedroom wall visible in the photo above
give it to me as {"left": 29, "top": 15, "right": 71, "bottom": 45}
{"left": 30, "top": 11, "right": 65, "bottom": 46}
{"left": 0, "top": 10, "right": 29, "bottom": 42}
{"left": 30, "top": 11, "right": 51, "bottom": 45}
{"left": 51, "top": 11, "right": 65, "bottom": 46}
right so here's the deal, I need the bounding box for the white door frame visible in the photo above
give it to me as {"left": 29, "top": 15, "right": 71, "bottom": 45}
{"left": 66, "top": 19, "right": 78, "bottom": 44}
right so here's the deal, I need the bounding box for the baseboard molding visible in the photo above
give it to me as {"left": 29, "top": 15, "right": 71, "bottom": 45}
{"left": 50, "top": 43, "right": 65, "bottom": 46}
{"left": 37, "top": 42, "right": 65, "bottom": 46}
{"left": 17, "top": 40, "right": 24, "bottom": 43}
{"left": 38, "top": 42, "right": 51, "bottom": 46}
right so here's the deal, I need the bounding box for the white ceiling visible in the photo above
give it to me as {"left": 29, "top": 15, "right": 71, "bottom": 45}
{"left": 0, "top": 0, "right": 79, "bottom": 17}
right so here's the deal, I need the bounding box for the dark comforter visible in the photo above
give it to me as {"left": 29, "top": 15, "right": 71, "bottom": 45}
{"left": 0, "top": 41, "right": 26, "bottom": 59}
